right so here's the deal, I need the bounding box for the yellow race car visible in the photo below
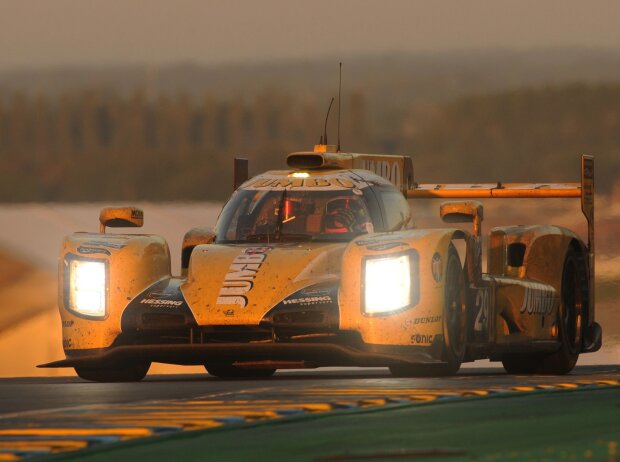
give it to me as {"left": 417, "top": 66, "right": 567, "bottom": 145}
{"left": 41, "top": 144, "right": 602, "bottom": 381}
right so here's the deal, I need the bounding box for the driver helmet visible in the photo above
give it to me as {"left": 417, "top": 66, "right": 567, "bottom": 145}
{"left": 324, "top": 196, "right": 371, "bottom": 233}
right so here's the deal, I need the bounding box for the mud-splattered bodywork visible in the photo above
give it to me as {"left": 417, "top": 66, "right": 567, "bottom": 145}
{"left": 44, "top": 149, "right": 601, "bottom": 372}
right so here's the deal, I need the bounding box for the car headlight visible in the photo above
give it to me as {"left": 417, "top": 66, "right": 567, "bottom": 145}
{"left": 68, "top": 260, "right": 107, "bottom": 318}
{"left": 364, "top": 254, "right": 411, "bottom": 314}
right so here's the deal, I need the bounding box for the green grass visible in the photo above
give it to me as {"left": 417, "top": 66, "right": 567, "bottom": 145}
{"left": 47, "top": 386, "right": 620, "bottom": 462}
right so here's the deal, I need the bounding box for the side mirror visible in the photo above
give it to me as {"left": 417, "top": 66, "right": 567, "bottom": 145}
{"left": 440, "top": 201, "right": 483, "bottom": 238}
{"left": 99, "top": 207, "right": 144, "bottom": 233}
{"left": 182, "top": 227, "right": 216, "bottom": 274}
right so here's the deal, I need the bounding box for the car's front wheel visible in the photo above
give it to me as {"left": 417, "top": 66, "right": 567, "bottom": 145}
{"left": 75, "top": 362, "right": 150, "bottom": 382}
{"left": 204, "top": 364, "right": 276, "bottom": 379}
{"left": 390, "top": 244, "right": 466, "bottom": 377}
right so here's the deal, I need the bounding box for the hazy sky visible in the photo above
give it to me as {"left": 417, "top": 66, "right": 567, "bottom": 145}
{"left": 1, "top": 0, "right": 619, "bottom": 70}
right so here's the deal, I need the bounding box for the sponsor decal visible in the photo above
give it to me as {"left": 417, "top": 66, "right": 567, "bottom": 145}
{"left": 77, "top": 246, "right": 111, "bottom": 256}
{"left": 367, "top": 242, "right": 407, "bottom": 252}
{"left": 401, "top": 315, "right": 442, "bottom": 329}
{"left": 243, "top": 246, "right": 272, "bottom": 255}
{"left": 282, "top": 295, "right": 333, "bottom": 306}
{"left": 224, "top": 309, "right": 235, "bottom": 317}
{"left": 83, "top": 240, "right": 127, "bottom": 250}
{"left": 474, "top": 288, "right": 489, "bottom": 332}
{"left": 216, "top": 247, "right": 270, "bottom": 308}
{"left": 247, "top": 177, "right": 363, "bottom": 190}
{"left": 131, "top": 209, "right": 143, "bottom": 220}
{"left": 275, "top": 284, "right": 339, "bottom": 310}
{"left": 355, "top": 234, "right": 404, "bottom": 246}
{"left": 138, "top": 288, "right": 185, "bottom": 308}
{"left": 62, "top": 320, "right": 74, "bottom": 328}
{"left": 139, "top": 298, "right": 183, "bottom": 307}
{"left": 62, "top": 338, "right": 72, "bottom": 348}
{"left": 583, "top": 160, "right": 593, "bottom": 180}
{"left": 299, "top": 286, "right": 332, "bottom": 297}
{"left": 414, "top": 315, "right": 442, "bottom": 325}
{"left": 147, "top": 291, "right": 173, "bottom": 299}
{"left": 519, "top": 283, "right": 555, "bottom": 315}
{"left": 358, "top": 159, "right": 403, "bottom": 189}
{"left": 410, "top": 333, "right": 434, "bottom": 344}
{"left": 431, "top": 252, "right": 443, "bottom": 282}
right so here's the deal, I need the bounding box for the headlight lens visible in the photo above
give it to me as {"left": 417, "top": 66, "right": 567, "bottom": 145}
{"left": 364, "top": 255, "right": 411, "bottom": 314}
{"left": 69, "top": 260, "right": 106, "bottom": 317}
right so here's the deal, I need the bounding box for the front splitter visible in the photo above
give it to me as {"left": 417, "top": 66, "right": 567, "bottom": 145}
{"left": 38, "top": 342, "right": 444, "bottom": 369}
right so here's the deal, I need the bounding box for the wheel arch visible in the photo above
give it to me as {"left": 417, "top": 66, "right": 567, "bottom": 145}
{"left": 490, "top": 225, "right": 587, "bottom": 289}
{"left": 491, "top": 224, "right": 592, "bottom": 333}
{"left": 339, "top": 228, "right": 469, "bottom": 350}
{"left": 59, "top": 232, "right": 172, "bottom": 352}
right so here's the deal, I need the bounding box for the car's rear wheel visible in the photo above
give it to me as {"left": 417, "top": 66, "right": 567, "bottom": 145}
{"left": 390, "top": 245, "right": 466, "bottom": 377}
{"left": 501, "top": 354, "right": 540, "bottom": 374}
{"left": 75, "top": 362, "right": 150, "bottom": 382}
{"left": 537, "top": 247, "right": 584, "bottom": 374}
{"left": 502, "top": 247, "right": 585, "bottom": 375}
{"left": 205, "top": 364, "right": 276, "bottom": 379}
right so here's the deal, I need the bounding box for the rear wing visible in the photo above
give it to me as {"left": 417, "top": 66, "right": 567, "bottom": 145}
{"left": 406, "top": 154, "right": 594, "bottom": 252}
{"left": 409, "top": 155, "right": 595, "bottom": 322}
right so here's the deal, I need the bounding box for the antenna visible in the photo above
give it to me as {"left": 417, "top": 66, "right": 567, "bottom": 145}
{"left": 322, "top": 97, "right": 334, "bottom": 145}
{"left": 337, "top": 62, "right": 342, "bottom": 152}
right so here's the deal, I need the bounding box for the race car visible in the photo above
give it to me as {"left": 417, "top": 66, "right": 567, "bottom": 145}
{"left": 40, "top": 144, "right": 602, "bottom": 381}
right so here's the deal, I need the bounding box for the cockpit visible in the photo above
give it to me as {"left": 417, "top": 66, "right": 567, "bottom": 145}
{"left": 215, "top": 187, "right": 378, "bottom": 243}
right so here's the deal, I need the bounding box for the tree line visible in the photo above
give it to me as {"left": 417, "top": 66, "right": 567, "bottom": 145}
{"left": 0, "top": 89, "right": 368, "bottom": 201}
{"left": 0, "top": 82, "right": 618, "bottom": 202}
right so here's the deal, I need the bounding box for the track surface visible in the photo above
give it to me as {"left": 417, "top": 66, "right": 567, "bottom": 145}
{"left": 1, "top": 364, "right": 618, "bottom": 415}
{"left": 0, "top": 365, "right": 618, "bottom": 460}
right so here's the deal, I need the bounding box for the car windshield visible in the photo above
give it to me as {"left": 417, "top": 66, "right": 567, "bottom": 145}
{"left": 215, "top": 188, "right": 377, "bottom": 243}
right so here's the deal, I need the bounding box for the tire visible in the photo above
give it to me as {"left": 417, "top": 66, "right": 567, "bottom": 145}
{"left": 389, "top": 363, "right": 439, "bottom": 378}
{"left": 537, "top": 247, "right": 584, "bottom": 374}
{"left": 502, "top": 247, "right": 585, "bottom": 375}
{"left": 75, "top": 362, "right": 150, "bottom": 382}
{"left": 501, "top": 354, "right": 541, "bottom": 374}
{"left": 390, "top": 245, "right": 466, "bottom": 377}
{"left": 205, "top": 364, "right": 276, "bottom": 379}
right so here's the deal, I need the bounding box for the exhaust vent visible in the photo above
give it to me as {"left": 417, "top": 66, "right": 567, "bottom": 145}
{"left": 286, "top": 151, "right": 352, "bottom": 170}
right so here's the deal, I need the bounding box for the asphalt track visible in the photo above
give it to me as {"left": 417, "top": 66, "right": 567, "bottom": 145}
{"left": 0, "top": 365, "right": 618, "bottom": 460}
{"left": 0, "top": 364, "right": 616, "bottom": 414}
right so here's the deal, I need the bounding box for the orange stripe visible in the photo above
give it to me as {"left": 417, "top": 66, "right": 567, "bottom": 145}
{"left": 0, "top": 440, "right": 87, "bottom": 452}
{"left": 0, "top": 428, "right": 152, "bottom": 438}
